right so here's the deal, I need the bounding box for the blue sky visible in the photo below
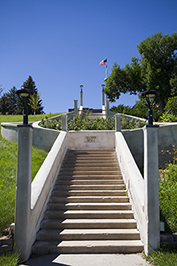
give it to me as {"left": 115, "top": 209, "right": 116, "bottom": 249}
{"left": 1, "top": 0, "right": 177, "bottom": 114}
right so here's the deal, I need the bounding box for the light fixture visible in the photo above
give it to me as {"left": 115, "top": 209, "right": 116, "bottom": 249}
{"left": 141, "top": 90, "right": 157, "bottom": 126}
{"left": 16, "top": 88, "right": 33, "bottom": 125}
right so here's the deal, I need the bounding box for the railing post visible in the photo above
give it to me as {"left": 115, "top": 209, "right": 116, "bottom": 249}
{"left": 106, "top": 99, "right": 110, "bottom": 118}
{"left": 74, "top": 100, "right": 78, "bottom": 112}
{"left": 143, "top": 125, "right": 160, "bottom": 255}
{"left": 61, "top": 114, "right": 67, "bottom": 131}
{"left": 15, "top": 125, "right": 33, "bottom": 261}
{"left": 115, "top": 114, "right": 121, "bottom": 131}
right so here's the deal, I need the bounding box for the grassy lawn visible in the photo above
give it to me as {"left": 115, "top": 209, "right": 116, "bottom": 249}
{"left": 0, "top": 113, "right": 62, "bottom": 236}
{"left": 0, "top": 113, "right": 62, "bottom": 265}
{"left": 145, "top": 245, "right": 177, "bottom": 266}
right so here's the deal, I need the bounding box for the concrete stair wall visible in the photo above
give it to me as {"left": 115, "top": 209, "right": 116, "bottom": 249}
{"left": 32, "top": 149, "right": 143, "bottom": 254}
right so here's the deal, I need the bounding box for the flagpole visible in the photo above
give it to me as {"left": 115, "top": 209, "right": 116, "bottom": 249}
{"left": 105, "top": 57, "right": 108, "bottom": 78}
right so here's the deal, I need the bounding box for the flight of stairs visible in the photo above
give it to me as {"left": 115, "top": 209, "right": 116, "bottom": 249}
{"left": 32, "top": 149, "right": 143, "bottom": 254}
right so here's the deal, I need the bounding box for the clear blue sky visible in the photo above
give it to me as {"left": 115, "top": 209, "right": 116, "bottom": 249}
{"left": 1, "top": 0, "right": 177, "bottom": 114}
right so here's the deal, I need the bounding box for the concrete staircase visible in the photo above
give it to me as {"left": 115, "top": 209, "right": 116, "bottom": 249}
{"left": 32, "top": 149, "right": 143, "bottom": 254}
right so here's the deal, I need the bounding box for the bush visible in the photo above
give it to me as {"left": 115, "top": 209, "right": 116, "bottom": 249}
{"left": 159, "top": 146, "right": 177, "bottom": 232}
{"left": 159, "top": 111, "right": 177, "bottom": 122}
{"left": 39, "top": 114, "right": 146, "bottom": 130}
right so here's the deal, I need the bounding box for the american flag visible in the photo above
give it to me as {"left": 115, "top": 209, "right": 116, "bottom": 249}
{"left": 99, "top": 58, "right": 107, "bottom": 66}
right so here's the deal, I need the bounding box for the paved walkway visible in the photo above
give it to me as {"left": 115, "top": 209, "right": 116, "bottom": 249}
{"left": 19, "top": 253, "right": 151, "bottom": 266}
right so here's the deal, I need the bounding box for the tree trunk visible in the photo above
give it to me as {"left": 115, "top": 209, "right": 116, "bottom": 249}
{"left": 159, "top": 100, "right": 166, "bottom": 113}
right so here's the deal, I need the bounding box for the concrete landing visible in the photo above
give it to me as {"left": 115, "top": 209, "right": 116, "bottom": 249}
{"left": 19, "top": 253, "right": 151, "bottom": 266}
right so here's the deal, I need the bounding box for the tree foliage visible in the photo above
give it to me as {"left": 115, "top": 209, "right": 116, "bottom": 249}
{"left": 0, "top": 76, "right": 44, "bottom": 115}
{"left": 17, "top": 76, "right": 44, "bottom": 115}
{"left": 105, "top": 32, "right": 177, "bottom": 112}
{"left": 28, "top": 92, "right": 41, "bottom": 115}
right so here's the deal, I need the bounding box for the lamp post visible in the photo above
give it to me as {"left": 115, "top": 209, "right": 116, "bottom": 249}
{"left": 141, "top": 90, "right": 157, "bottom": 126}
{"left": 80, "top": 85, "right": 83, "bottom": 107}
{"left": 16, "top": 88, "right": 33, "bottom": 125}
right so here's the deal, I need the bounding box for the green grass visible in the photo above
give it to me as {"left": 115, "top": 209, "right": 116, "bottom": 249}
{"left": 0, "top": 251, "right": 20, "bottom": 266}
{"left": 0, "top": 113, "right": 62, "bottom": 236}
{"left": 145, "top": 245, "right": 177, "bottom": 266}
{"left": 0, "top": 113, "right": 63, "bottom": 265}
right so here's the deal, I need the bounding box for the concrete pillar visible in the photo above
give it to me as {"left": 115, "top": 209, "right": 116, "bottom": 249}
{"left": 15, "top": 125, "right": 33, "bottom": 261}
{"left": 102, "top": 88, "right": 105, "bottom": 106}
{"left": 143, "top": 126, "right": 160, "bottom": 255}
{"left": 61, "top": 114, "right": 67, "bottom": 131}
{"left": 115, "top": 114, "right": 121, "bottom": 131}
{"left": 74, "top": 100, "right": 78, "bottom": 112}
{"left": 106, "top": 99, "right": 110, "bottom": 118}
{"left": 79, "top": 85, "right": 83, "bottom": 115}
{"left": 80, "top": 85, "right": 83, "bottom": 107}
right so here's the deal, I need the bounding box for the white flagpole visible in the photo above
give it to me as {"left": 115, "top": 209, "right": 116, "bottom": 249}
{"left": 105, "top": 57, "right": 108, "bottom": 78}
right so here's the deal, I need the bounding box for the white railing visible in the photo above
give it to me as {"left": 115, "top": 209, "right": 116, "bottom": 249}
{"left": 115, "top": 132, "right": 145, "bottom": 242}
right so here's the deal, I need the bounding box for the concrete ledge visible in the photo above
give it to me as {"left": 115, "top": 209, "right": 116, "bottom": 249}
{"left": 67, "top": 130, "right": 115, "bottom": 150}
{"left": 1, "top": 122, "right": 60, "bottom": 151}
{"left": 22, "top": 131, "right": 68, "bottom": 260}
{"left": 115, "top": 132, "right": 145, "bottom": 244}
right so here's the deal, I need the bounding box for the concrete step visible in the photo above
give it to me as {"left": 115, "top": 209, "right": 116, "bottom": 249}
{"left": 44, "top": 210, "right": 134, "bottom": 219}
{"left": 33, "top": 149, "right": 143, "bottom": 255}
{"left": 47, "top": 202, "right": 132, "bottom": 211}
{"left": 61, "top": 167, "right": 120, "bottom": 172}
{"left": 52, "top": 190, "right": 127, "bottom": 197}
{"left": 53, "top": 184, "right": 125, "bottom": 190}
{"left": 37, "top": 229, "right": 141, "bottom": 241}
{"left": 62, "top": 162, "right": 119, "bottom": 167}
{"left": 67, "top": 149, "right": 115, "bottom": 153}
{"left": 55, "top": 179, "right": 124, "bottom": 185}
{"left": 59, "top": 171, "right": 121, "bottom": 176}
{"left": 40, "top": 219, "right": 138, "bottom": 229}
{"left": 58, "top": 174, "right": 122, "bottom": 179}
{"left": 32, "top": 240, "right": 144, "bottom": 254}
{"left": 49, "top": 196, "right": 129, "bottom": 203}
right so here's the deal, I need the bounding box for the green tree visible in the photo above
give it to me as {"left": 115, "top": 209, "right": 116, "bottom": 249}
{"left": 0, "top": 84, "right": 4, "bottom": 96}
{"left": 16, "top": 76, "right": 44, "bottom": 114}
{"left": 164, "top": 96, "right": 177, "bottom": 115}
{"left": 105, "top": 32, "right": 177, "bottom": 112}
{"left": 28, "top": 92, "right": 41, "bottom": 115}
{"left": 0, "top": 87, "right": 18, "bottom": 114}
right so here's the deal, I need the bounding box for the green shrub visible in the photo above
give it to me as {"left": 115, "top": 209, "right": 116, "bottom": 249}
{"left": 159, "top": 146, "right": 177, "bottom": 232}
{"left": 159, "top": 111, "right": 177, "bottom": 122}
{"left": 40, "top": 114, "right": 146, "bottom": 130}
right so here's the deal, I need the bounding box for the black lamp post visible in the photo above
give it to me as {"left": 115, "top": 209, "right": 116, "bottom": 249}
{"left": 16, "top": 88, "right": 33, "bottom": 125}
{"left": 141, "top": 90, "right": 157, "bottom": 126}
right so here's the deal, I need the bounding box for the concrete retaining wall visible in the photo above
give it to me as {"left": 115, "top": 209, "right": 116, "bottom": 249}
{"left": 24, "top": 131, "right": 67, "bottom": 260}
{"left": 115, "top": 132, "right": 145, "bottom": 244}
{"left": 1, "top": 122, "right": 59, "bottom": 152}
{"left": 67, "top": 130, "right": 115, "bottom": 150}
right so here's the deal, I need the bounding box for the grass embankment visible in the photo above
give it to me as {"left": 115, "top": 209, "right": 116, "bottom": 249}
{"left": 0, "top": 113, "right": 62, "bottom": 265}
{"left": 0, "top": 113, "right": 62, "bottom": 236}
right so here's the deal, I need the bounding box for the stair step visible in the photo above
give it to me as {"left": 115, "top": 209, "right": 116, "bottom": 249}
{"left": 50, "top": 196, "right": 129, "bottom": 203}
{"left": 58, "top": 175, "right": 122, "bottom": 180}
{"left": 41, "top": 219, "right": 137, "bottom": 229}
{"left": 62, "top": 162, "right": 119, "bottom": 166}
{"left": 32, "top": 240, "right": 144, "bottom": 254}
{"left": 60, "top": 164, "right": 120, "bottom": 170}
{"left": 44, "top": 210, "right": 134, "bottom": 219}
{"left": 52, "top": 190, "right": 126, "bottom": 196}
{"left": 55, "top": 180, "right": 124, "bottom": 185}
{"left": 47, "top": 202, "right": 132, "bottom": 210}
{"left": 53, "top": 184, "right": 124, "bottom": 190}
{"left": 59, "top": 171, "right": 121, "bottom": 176}
{"left": 37, "top": 229, "right": 141, "bottom": 241}
{"left": 33, "top": 149, "right": 143, "bottom": 255}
